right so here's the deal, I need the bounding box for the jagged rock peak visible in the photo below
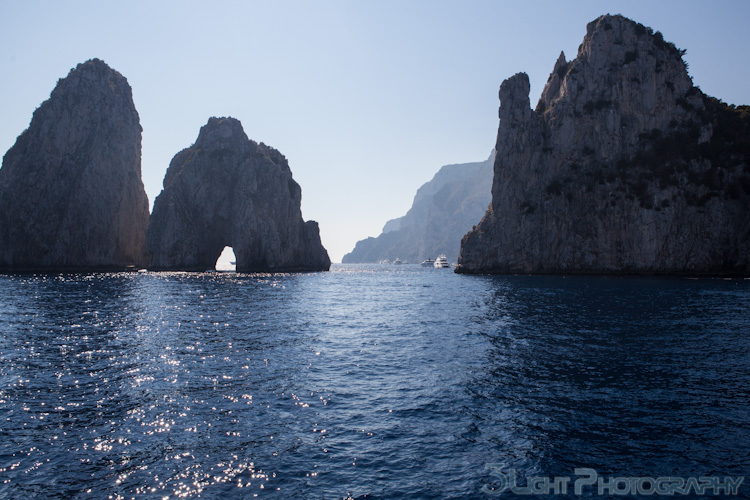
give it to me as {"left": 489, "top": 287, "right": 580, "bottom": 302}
{"left": 0, "top": 58, "right": 149, "bottom": 271}
{"left": 499, "top": 73, "right": 533, "bottom": 122}
{"left": 553, "top": 51, "right": 567, "bottom": 71}
{"left": 457, "top": 15, "right": 750, "bottom": 275}
{"left": 193, "top": 116, "right": 287, "bottom": 167}
{"left": 163, "top": 116, "right": 290, "bottom": 191}
{"left": 147, "top": 117, "right": 330, "bottom": 272}
{"left": 55, "top": 58, "right": 131, "bottom": 91}
{"left": 537, "top": 14, "right": 694, "bottom": 122}
{"left": 195, "top": 116, "right": 248, "bottom": 147}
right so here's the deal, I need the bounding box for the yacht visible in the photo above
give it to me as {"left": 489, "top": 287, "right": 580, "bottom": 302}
{"left": 421, "top": 259, "right": 435, "bottom": 267}
{"left": 433, "top": 254, "right": 450, "bottom": 268}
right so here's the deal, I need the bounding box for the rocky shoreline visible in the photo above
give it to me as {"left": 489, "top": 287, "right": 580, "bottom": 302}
{"left": 2, "top": 15, "right": 748, "bottom": 276}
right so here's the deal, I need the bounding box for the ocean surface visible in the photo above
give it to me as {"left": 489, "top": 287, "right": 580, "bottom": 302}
{"left": 0, "top": 265, "right": 748, "bottom": 499}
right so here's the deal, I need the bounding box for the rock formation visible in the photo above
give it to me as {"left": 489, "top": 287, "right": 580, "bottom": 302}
{"left": 457, "top": 14, "right": 750, "bottom": 275}
{"left": 147, "top": 117, "right": 330, "bottom": 272}
{"left": 0, "top": 58, "right": 150, "bottom": 271}
{"left": 342, "top": 151, "right": 494, "bottom": 263}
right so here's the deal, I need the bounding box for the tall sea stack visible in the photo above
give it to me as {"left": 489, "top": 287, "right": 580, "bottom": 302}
{"left": 457, "top": 15, "right": 750, "bottom": 275}
{"left": 147, "top": 117, "right": 331, "bottom": 272}
{"left": 0, "top": 58, "right": 150, "bottom": 271}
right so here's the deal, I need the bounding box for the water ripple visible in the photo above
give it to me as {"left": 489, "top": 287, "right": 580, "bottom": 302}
{"left": 0, "top": 268, "right": 747, "bottom": 498}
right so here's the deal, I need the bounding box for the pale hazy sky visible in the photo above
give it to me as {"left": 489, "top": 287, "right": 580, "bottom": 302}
{"left": 1, "top": 1, "right": 749, "bottom": 262}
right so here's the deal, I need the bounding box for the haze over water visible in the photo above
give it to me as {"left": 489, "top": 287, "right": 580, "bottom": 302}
{"left": 0, "top": 265, "right": 748, "bottom": 498}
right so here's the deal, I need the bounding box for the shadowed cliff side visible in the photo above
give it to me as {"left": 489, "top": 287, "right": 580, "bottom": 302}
{"left": 147, "top": 117, "right": 330, "bottom": 272}
{"left": 457, "top": 14, "right": 750, "bottom": 275}
{"left": 0, "top": 58, "right": 150, "bottom": 271}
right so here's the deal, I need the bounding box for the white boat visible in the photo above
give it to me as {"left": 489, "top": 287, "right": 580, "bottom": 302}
{"left": 393, "top": 258, "right": 403, "bottom": 265}
{"left": 421, "top": 259, "right": 435, "bottom": 267}
{"left": 433, "top": 254, "right": 450, "bottom": 268}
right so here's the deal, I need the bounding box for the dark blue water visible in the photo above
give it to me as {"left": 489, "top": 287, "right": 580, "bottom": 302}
{"left": 0, "top": 265, "right": 748, "bottom": 499}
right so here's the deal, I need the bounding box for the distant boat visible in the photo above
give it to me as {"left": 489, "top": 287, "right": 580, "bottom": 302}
{"left": 421, "top": 259, "right": 435, "bottom": 267}
{"left": 393, "top": 258, "right": 403, "bottom": 265}
{"left": 434, "top": 254, "right": 450, "bottom": 268}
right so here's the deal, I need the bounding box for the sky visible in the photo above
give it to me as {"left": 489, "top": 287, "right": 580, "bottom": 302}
{"left": 1, "top": 1, "right": 750, "bottom": 263}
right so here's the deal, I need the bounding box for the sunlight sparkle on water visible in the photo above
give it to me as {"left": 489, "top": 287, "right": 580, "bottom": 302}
{"left": 0, "top": 268, "right": 747, "bottom": 498}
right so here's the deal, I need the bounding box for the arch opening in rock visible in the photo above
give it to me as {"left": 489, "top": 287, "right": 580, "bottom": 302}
{"left": 215, "top": 246, "right": 236, "bottom": 272}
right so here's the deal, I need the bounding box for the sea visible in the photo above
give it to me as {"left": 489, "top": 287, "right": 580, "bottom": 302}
{"left": 0, "top": 264, "right": 748, "bottom": 499}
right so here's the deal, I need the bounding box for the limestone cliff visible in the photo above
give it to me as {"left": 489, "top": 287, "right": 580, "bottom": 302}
{"left": 342, "top": 152, "right": 494, "bottom": 263}
{"left": 147, "top": 117, "right": 330, "bottom": 272}
{"left": 0, "top": 58, "right": 150, "bottom": 271}
{"left": 457, "top": 15, "right": 750, "bottom": 275}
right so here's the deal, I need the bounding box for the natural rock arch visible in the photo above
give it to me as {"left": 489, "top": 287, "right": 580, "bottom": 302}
{"left": 146, "top": 117, "right": 330, "bottom": 272}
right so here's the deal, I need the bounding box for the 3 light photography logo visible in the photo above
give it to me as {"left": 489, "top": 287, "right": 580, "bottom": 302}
{"left": 482, "top": 465, "right": 745, "bottom": 497}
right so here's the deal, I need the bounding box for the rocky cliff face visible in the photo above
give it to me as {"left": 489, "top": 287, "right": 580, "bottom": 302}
{"left": 342, "top": 151, "right": 494, "bottom": 264}
{"left": 457, "top": 15, "right": 750, "bottom": 275}
{"left": 147, "top": 117, "right": 330, "bottom": 272}
{"left": 0, "top": 58, "right": 150, "bottom": 271}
